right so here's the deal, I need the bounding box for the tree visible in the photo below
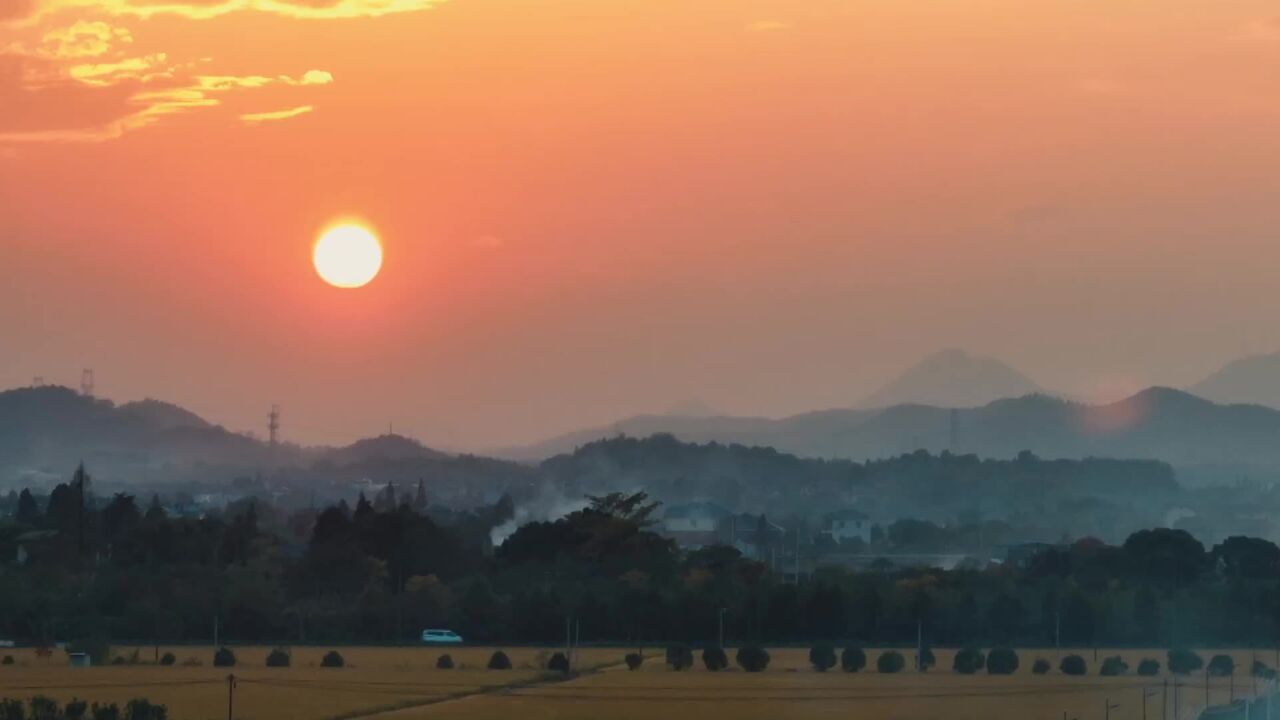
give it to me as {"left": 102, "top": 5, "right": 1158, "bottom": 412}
{"left": 547, "top": 652, "right": 570, "bottom": 674}
{"left": 877, "top": 651, "right": 905, "bottom": 674}
{"left": 265, "top": 648, "right": 290, "bottom": 667}
{"left": 15, "top": 489, "right": 40, "bottom": 525}
{"left": 954, "top": 647, "right": 986, "bottom": 674}
{"left": 1137, "top": 659, "right": 1161, "bottom": 676}
{"left": 1168, "top": 648, "right": 1203, "bottom": 675}
{"left": 213, "top": 648, "right": 236, "bottom": 667}
{"left": 487, "top": 651, "right": 512, "bottom": 670}
{"left": 1123, "top": 529, "right": 1207, "bottom": 588}
{"left": 809, "top": 644, "right": 837, "bottom": 672}
{"left": 585, "top": 492, "right": 661, "bottom": 527}
{"left": 1100, "top": 656, "right": 1129, "bottom": 676}
{"left": 841, "top": 646, "right": 867, "bottom": 672}
{"left": 437, "top": 654, "right": 454, "bottom": 669}
{"left": 987, "top": 647, "right": 1019, "bottom": 675}
{"left": 1207, "top": 655, "right": 1235, "bottom": 677}
{"left": 321, "top": 651, "right": 345, "bottom": 668}
{"left": 736, "top": 645, "right": 770, "bottom": 672}
{"left": 702, "top": 646, "right": 728, "bottom": 671}
{"left": 1213, "top": 537, "right": 1280, "bottom": 579}
{"left": 625, "top": 653, "right": 643, "bottom": 671}
{"left": 1033, "top": 658, "right": 1051, "bottom": 674}
{"left": 665, "top": 644, "right": 693, "bottom": 671}
{"left": 1060, "top": 655, "right": 1087, "bottom": 676}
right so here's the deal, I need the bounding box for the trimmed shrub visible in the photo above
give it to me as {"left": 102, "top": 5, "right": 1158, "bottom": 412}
{"left": 487, "top": 651, "right": 511, "bottom": 670}
{"left": 436, "top": 654, "right": 454, "bottom": 669}
{"left": 547, "top": 652, "right": 570, "bottom": 674}
{"left": 1207, "top": 655, "right": 1236, "bottom": 677}
{"left": 321, "top": 651, "right": 345, "bottom": 668}
{"left": 953, "top": 647, "right": 986, "bottom": 675}
{"left": 917, "top": 646, "right": 936, "bottom": 672}
{"left": 212, "top": 647, "right": 236, "bottom": 668}
{"left": 1168, "top": 649, "right": 1203, "bottom": 675}
{"left": 665, "top": 644, "right": 693, "bottom": 671}
{"left": 31, "top": 696, "right": 59, "bottom": 719}
{"left": 987, "top": 647, "right": 1019, "bottom": 675}
{"left": 265, "top": 648, "right": 290, "bottom": 668}
{"left": 1060, "top": 654, "right": 1087, "bottom": 676}
{"left": 702, "top": 646, "right": 728, "bottom": 671}
{"left": 91, "top": 702, "right": 119, "bottom": 720}
{"left": 1100, "top": 656, "right": 1129, "bottom": 676}
{"left": 625, "top": 653, "right": 643, "bottom": 671}
{"left": 809, "top": 644, "right": 837, "bottom": 672}
{"left": 736, "top": 645, "right": 770, "bottom": 673}
{"left": 65, "top": 699, "right": 88, "bottom": 719}
{"left": 841, "top": 646, "right": 867, "bottom": 673}
{"left": 1, "top": 656, "right": 12, "bottom": 666}
{"left": 159, "top": 653, "right": 176, "bottom": 667}
{"left": 1138, "top": 659, "right": 1161, "bottom": 676}
{"left": 124, "top": 699, "right": 167, "bottom": 720}
{"left": 1032, "top": 658, "right": 1051, "bottom": 675}
{"left": 877, "top": 650, "right": 905, "bottom": 674}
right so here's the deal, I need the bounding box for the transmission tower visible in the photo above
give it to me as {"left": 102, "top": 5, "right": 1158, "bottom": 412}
{"left": 268, "top": 405, "right": 280, "bottom": 447}
{"left": 80, "top": 369, "right": 95, "bottom": 397}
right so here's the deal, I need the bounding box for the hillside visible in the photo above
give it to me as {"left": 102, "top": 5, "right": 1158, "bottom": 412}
{"left": 506, "top": 388, "right": 1280, "bottom": 475}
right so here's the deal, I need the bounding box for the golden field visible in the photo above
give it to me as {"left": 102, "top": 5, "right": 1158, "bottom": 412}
{"left": 0, "top": 646, "right": 1274, "bottom": 720}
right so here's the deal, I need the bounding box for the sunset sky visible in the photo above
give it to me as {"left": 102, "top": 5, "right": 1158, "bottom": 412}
{"left": 3, "top": 0, "right": 1280, "bottom": 449}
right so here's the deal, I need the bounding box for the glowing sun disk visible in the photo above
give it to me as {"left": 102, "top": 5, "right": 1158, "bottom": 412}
{"left": 314, "top": 224, "right": 382, "bottom": 288}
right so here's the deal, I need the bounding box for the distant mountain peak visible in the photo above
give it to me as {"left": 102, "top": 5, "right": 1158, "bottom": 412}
{"left": 1189, "top": 352, "right": 1280, "bottom": 409}
{"left": 861, "top": 349, "right": 1042, "bottom": 409}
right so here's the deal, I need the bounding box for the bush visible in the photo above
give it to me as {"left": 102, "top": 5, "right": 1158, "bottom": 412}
{"left": 547, "top": 652, "right": 570, "bottom": 674}
{"left": 953, "top": 647, "right": 986, "bottom": 674}
{"left": 1060, "top": 655, "right": 1087, "bottom": 676}
{"left": 31, "top": 696, "right": 58, "bottom": 720}
{"left": 1168, "top": 648, "right": 1203, "bottom": 675}
{"left": 265, "top": 648, "right": 290, "bottom": 668}
{"left": 1253, "top": 660, "right": 1277, "bottom": 680}
{"left": 321, "top": 651, "right": 345, "bottom": 668}
{"left": 124, "top": 699, "right": 167, "bottom": 720}
{"left": 1208, "top": 655, "right": 1236, "bottom": 677}
{"left": 665, "top": 644, "right": 693, "bottom": 671}
{"left": 159, "top": 653, "right": 176, "bottom": 667}
{"left": 0, "top": 699, "right": 22, "bottom": 720}
{"left": 436, "top": 654, "right": 454, "bottom": 669}
{"left": 0, "top": 656, "right": 12, "bottom": 666}
{"left": 487, "top": 651, "right": 511, "bottom": 670}
{"left": 841, "top": 646, "right": 867, "bottom": 673}
{"left": 1033, "top": 658, "right": 1051, "bottom": 675}
{"left": 91, "top": 702, "right": 119, "bottom": 720}
{"left": 65, "top": 699, "right": 88, "bottom": 719}
{"left": 987, "top": 647, "right": 1019, "bottom": 675}
{"left": 809, "top": 644, "right": 837, "bottom": 672}
{"left": 625, "top": 653, "right": 643, "bottom": 671}
{"left": 917, "top": 646, "right": 936, "bottom": 672}
{"left": 702, "top": 646, "right": 728, "bottom": 671}
{"left": 212, "top": 647, "right": 236, "bottom": 668}
{"left": 877, "top": 651, "right": 905, "bottom": 674}
{"left": 736, "top": 645, "right": 770, "bottom": 672}
{"left": 1138, "top": 659, "right": 1161, "bottom": 676}
{"left": 1100, "top": 656, "right": 1129, "bottom": 676}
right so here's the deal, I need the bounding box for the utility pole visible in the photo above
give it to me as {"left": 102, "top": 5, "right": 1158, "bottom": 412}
{"left": 718, "top": 608, "right": 727, "bottom": 649}
{"left": 573, "top": 618, "right": 580, "bottom": 671}
{"left": 916, "top": 620, "right": 923, "bottom": 672}
{"left": 226, "top": 674, "right": 236, "bottom": 720}
{"left": 214, "top": 615, "right": 219, "bottom": 648}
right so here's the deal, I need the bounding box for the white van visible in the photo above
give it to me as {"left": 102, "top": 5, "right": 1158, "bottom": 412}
{"left": 421, "top": 629, "right": 463, "bottom": 644}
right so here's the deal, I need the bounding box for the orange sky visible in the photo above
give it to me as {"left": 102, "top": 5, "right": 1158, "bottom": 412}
{"left": 3, "top": 0, "right": 1280, "bottom": 449}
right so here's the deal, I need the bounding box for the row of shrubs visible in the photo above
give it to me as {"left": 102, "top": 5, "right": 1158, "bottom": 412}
{"left": 643, "top": 645, "right": 1274, "bottom": 676}
{"left": 0, "top": 696, "right": 166, "bottom": 720}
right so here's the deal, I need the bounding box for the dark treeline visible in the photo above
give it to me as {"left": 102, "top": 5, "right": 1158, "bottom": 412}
{"left": 2, "top": 466, "right": 1279, "bottom": 650}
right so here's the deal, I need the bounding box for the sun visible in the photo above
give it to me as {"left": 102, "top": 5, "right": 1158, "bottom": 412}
{"left": 313, "top": 223, "right": 383, "bottom": 288}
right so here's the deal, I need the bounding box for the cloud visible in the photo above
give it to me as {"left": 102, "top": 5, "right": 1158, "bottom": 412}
{"left": 20, "top": 0, "right": 444, "bottom": 21}
{"left": 39, "top": 20, "right": 132, "bottom": 58}
{"left": 240, "top": 103, "right": 311, "bottom": 123}
{"left": 746, "top": 20, "right": 791, "bottom": 33}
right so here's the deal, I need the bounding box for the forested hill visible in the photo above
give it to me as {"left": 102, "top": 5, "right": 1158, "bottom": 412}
{"left": 541, "top": 434, "right": 1179, "bottom": 525}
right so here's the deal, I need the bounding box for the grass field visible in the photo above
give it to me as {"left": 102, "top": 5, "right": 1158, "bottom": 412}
{"left": 0, "top": 646, "right": 1273, "bottom": 720}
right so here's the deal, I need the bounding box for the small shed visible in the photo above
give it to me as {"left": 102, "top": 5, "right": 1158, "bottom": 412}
{"left": 68, "top": 653, "right": 91, "bottom": 668}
